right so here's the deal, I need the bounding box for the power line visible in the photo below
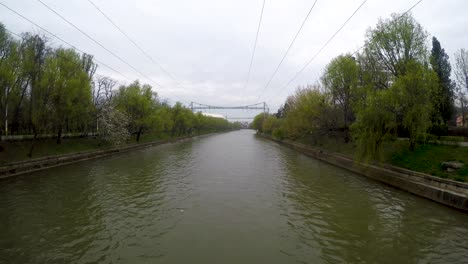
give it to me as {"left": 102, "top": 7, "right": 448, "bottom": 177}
{"left": 270, "top": 0, "right": 368, "bottom": 98}
{"left": 241, "top": 0, "right": 266, "bottom": 97}
{"left": 85, "top": 0, "right": 179, "bottom": 83}
{"left": 35, "top": 0, "right": 161, "bottom": 87}
{"left": 84, "top": 0, "right": 191, "bottom": 106}
{"left": 0, "top": 1, "right": 131, "bottom": 82}
{"left": 401, "top": 0, "right": 423, "bottom": 17}
{"left": 2, "top": 6, "right": 187, "bottom": 107}
{"left": 255, "top": 0, "right": 319, "bottom": 102}
{"left": 265, "top": 0, "right": 425, "bottom": 106}
{"left": 8, "top": 28, "right": 189, "bottom": 107}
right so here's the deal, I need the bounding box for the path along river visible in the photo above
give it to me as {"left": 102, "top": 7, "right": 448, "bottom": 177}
{"left": 1, "top": 130, "right": 468, "bottom": 263}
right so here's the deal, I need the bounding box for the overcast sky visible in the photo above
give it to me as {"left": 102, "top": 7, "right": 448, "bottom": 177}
{"left": 1, "top": 0, "right": 467, "bottom": 118}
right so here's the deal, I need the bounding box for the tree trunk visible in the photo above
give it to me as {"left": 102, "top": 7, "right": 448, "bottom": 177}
{"left": 57, "top": 126, "right": 62, "bottom": 144}
{"left": 28, "top": 130, "right": 37, "bottom": 158}
{"left": 344, "top": 127, "right": 350, "bottom": 143}
{"left": 460, "top": 96, "right": 465, "bottom": 126}
{"left": 136, "top": 127, "right": 142, "bottom": 143}
{"left": 409, "top": 138, "right": 416, "bottom": 151}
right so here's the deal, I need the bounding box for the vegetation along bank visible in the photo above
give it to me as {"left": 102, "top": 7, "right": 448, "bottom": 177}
{"left": 0, "top": 22, "right": 241, "bottom": 165}
{"left": 252, "top": 13, "right": 468, "bottom": 183}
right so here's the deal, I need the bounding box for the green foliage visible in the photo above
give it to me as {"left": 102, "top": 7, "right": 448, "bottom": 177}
{"left": 252, "top": 113, "right": 266, "bottom": 132}
{"left": 262, "top": 115, "right": 277, "bottom": 134}
{"left": 272, "top": 126, "right": 285, "bottom": 140}
{"left": 0, "top": 22, "right": 238, "bottom": 156}
{"left": 322, "top": 54, "right": 360, "bottom": 142}
{"left": 363, "top": 13, "right": 428, "bottom": 80}
{"left": 281, "top": 87, "right": 337, "bottom": 140}
{"left": 170, "top": 102, "right": 194, "bottom": 136}
{"left": 430, "top": 37, "right": 455, "bottom": 124}
{"left": 351, "top": 89, "right": 396, "bottom": 161}
{"left": 391, "top": 61, "right": 437, "bottom": 150}
{"left": 0, "top": 25, "right": 23, "bottom": 136}
{"left": 42, "top": 48, "right": 93, "bottom": 143}
{"left": 113, "top": 81, "right": 156, "bottom": 142}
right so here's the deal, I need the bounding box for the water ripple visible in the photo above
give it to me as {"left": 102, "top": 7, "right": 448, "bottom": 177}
{"left": 1, "top": 131, "right": 468, "bottom": 263}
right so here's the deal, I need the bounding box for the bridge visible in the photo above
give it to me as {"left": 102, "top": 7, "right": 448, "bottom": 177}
{"left": 189, "top": 102, "right": 269, "bottom": 121}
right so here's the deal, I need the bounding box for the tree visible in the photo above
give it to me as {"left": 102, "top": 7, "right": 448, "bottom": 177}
{"left": 0, "top": 25, "right": 21, "bottom": 136}
{"left": 353, "top": 61, "right": 437, "bottom": 159}
{"left": 322, "top": 54, "right": 359, "bottom": 142}
{"left": 391, "top": 61, "right": 437, "bottom": 150}
{"left": 351, "top": 88, "right": 396, "bottom": 161}
{"left": 454, "top": 49, "right": 468, "bottom": 126}
{"left": 97, "top": 105, "right": 130, "bottom": 146}
{"left": 170, "top": 102, "right": 194, "bottom": 136}
{"left": 252, "top": 113, "right": 266, "bottom": 132}
{"left": 93, "top": 75, "right": 116, "bottom": 132}
{"left": 93, "top": 75, "right": 115, "bottom": 108}
{"left": 262, "top": 115, "right": 278, "bottom": 134}
{"left": 42, "top": 48, "right": 92, "bottom": 144}
{"left": 152, "top": 104, "right": 173, "bottom": 134}
{"left": 21, "top": 33, "right": 49, "bottom": 135}
{"left": 281, "top": 86, "right": 337, "bottom": 140}
{"left": 113, "top": 81, "right": 156, "bottom": 142}
{"left": 430, "top": 37, "right": 455, "bottom": 126}
{"left": 363, "top": 13, "right": 428, "bottom": 88}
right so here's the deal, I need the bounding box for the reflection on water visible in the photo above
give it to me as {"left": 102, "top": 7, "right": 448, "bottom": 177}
{"left": 1, "top": 130, "right": 467, "bottom": 263}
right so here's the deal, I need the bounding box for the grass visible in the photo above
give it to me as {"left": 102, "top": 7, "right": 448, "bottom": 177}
{"left": 0, "top": 130, "right": 222, "bottom": 165}
{"left": 295, "top": 134, "right": 468, "bottom": 182}
{"left": 0, "top": 137, "right": 106, "bottom": 165}
{"left": 385, "top": 141, "right": 468, "bottom": 182}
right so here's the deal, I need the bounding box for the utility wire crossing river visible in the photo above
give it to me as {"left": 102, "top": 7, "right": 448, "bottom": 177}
{"left": 1, "top": 130, "right": 468, "bottom": 263}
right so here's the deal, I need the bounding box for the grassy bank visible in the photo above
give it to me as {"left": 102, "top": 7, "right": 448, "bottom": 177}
{"left": 296, "top": 136, "right": 468, "bottom": 182}
{"left": 0, "top": 131, "right": 221, "bottom": 165}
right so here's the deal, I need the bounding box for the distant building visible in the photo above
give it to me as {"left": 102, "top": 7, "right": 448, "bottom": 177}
{"left": 456, "top": 115, "right": 468, "bottom": 127}
{"left": 201, "top": 113, "right": 226, "bottom": 119}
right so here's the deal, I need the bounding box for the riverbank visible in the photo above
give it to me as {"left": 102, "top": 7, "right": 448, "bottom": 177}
{"left": 0, "top": 132, "right": 224, "bottom": 179}
{"left": 260, "top": 134, "right": 468, "bottom": 212}
{"left": 296, "top": 135, "right": 468, "bottom": 182}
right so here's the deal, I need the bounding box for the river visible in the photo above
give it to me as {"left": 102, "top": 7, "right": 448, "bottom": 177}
{"left": 1, "top": 130, "right": 468, "bottom": 263}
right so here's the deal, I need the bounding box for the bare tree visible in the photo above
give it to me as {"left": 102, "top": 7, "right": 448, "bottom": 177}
{"left": 93, "top": 75, "right": 116, "bottom": 107}
{"left": 93, "top": 75, "right": 116, "bottom": 132}
{"left": 455, "top": 49, "right": 468, "bottom": 126}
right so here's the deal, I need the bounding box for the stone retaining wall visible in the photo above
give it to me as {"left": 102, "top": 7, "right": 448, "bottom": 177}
{"left": 1, "top": 133, "right": 97, "bottom": 141}
{"left": 0, "top": 133, "right": 216, "bottom": 179}
{"left": 262, "top": 135, "right": 468, "bottom": 212}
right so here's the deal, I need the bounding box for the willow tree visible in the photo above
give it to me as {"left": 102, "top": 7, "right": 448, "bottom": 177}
{"left": 391, "top": 61, "right": 438, "bottom": 150}
{"left": 351, "top": 88, "right": 395, "bottom": 161}
{"left": 322, "top": 54, "right": 359, "bottom": 142}
{"left": 21, "top": 33, "right": 49, "bottom": 136}
{"left": 42, "top": 48, "right": 92, "bottom": 144}
{"left": 353, "top": 60, "right": 437, "bottom": 160}
{"left": 0, "top": 25, "right": 21, "bottom": 136}
{"left": 170, "top": 102, "right": 194, "bottom": 136}
{"left": 280, "top": 87, "right": 337, "bottom": 140}
{"left": 113, "top": 81, "right": 156, "bottom": 142}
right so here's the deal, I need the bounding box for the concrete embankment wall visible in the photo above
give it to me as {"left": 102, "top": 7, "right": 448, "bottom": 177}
{"left": 262, "top": 135, "right": 468, "bottom": 212}
{"left": 0, "top": 133, "right": 216, "bottom": 179}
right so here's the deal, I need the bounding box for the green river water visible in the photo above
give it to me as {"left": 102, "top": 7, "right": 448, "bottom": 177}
{"left": 1, "top": 130, "right": 468, "bottom": 263}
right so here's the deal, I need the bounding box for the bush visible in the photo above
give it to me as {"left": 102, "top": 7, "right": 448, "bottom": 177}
{"left": 429, "top": 123, "right": 448, "bottom": 137}
{"left": 272, "top": 127, "right": 285, "bottom": 140}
